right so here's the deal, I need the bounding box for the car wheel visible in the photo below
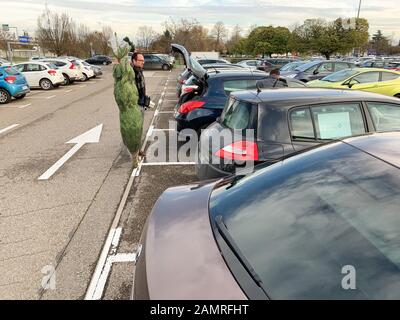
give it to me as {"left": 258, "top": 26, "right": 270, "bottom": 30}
{"left": 82, "top": 73, "right": 88, "bottom": 81}
{"left": 0, "top": 88, "right": 11, "bottom": 104}
{"left": 62, "top": 73, "right": 71, "bottom": 86}
{"left": 15, "top": 94, "right": 26, "bottom": 100}
{"left": 39, "top": 78, "right": 54, "bottom": 90}
{"left": 162, "top": 64, "right": 170, "bottom": 71}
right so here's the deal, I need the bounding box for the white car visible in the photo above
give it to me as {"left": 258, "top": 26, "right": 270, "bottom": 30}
{"left": 70, "top": 59, "right": 95, "bottom": 81}
{"left": 37, "top": 58, "right": 83, "bottom": 85}
{"left": 236, "top": 60, "right": 260, "bottom": 70}
{"left": 13, "top": 62, "right": 64, "bottom": 90}
{"left": 0, "top": 58, "right": 11, "bottom": 67}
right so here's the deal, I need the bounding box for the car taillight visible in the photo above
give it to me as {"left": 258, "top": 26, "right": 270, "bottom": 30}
{"left": 215, "top": 141, "right": 259, "bottom": 161}
{"left": 182, "top": 85, "right": 198, "bottom": 94}
{"left": 48, "top": 70, "right": 56, "bottom": 76}
{"left": 4, "top": 76, "right": 16, "bottom": 84}
{"left": 178, "top": 101, "right": 205, "bottom": 114}
{"left": 69, "top": 64, "right": 75, "bottom": 69}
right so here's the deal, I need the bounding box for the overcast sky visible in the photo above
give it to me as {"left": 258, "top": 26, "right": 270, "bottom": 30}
{"left": 1, "top": 0, "right": 399, "bottom": 43}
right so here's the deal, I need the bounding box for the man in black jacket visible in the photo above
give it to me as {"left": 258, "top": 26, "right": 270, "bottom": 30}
{"left": 256, "top": 68, "right": 286, "bottom": 90}
{"left": 131, "top": 52, "right": 150, "bottom": 157}
{"left": 131, "top": 52, "right": 150, "bottom": 108}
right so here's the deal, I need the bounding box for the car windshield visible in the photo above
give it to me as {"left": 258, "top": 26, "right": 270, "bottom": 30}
{"left": 321, "top": 69, "right": 360, "bottom": 82}
{"left": 295, "top": 61, "right": 322, "bottom": 72}
{"left": 210, "top": 141, "right": 400, "bottom": 299}
{"left": 280, "top": 61, "right": 305, "bottom": 71}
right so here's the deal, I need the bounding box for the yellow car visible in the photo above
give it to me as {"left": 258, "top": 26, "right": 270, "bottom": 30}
{"left": 308, "top": 68, "right": 400, "bottom": 98}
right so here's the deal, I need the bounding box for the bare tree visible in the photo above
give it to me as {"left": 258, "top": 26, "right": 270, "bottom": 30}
{"left": 136, "top": 26, "right": 157, "bottom": 51}
{"left": 99, "top": 26, "right": 113, "bottom": 55}
{"left": 36, "top": 7, "right": 72, "bottom": 56}
{"left": 211, "top": 21, "right": 227, "bottom": 52}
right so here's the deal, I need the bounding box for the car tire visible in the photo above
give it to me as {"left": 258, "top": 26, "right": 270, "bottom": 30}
{"left": 82, "top": 73, "right": 88, "bottom": 81}
{"left": 15, "top": 94, "right": 26, "bottom": 100}
{"left": 162, "top": 64, "right": 170, "bottom": 71}
{"left": 62, "top": 73, "right": 71, "bottom": 86}
{"left": 39, "top": 78, "right": 54, "bottom": 90}
{"left": 0, "top": 88, "right": 11, "bottom": 104}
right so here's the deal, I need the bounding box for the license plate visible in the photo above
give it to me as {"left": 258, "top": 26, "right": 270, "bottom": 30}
{"left": 22, "top": 86, "right": 28, "bottom": 90}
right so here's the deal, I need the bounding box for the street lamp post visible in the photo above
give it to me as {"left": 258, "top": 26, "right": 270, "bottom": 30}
{"left": 357, "top": 0, "right": 362, "bottom": 20}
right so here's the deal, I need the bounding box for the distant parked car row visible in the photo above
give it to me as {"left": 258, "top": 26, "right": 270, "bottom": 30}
{"left": 0, "top": 56, "right": 103, "bottom": 104}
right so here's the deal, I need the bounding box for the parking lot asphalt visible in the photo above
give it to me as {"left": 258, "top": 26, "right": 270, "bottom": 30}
{"left": 81, "top": 66, "right": 200, "bottom": 300}
{"left": 0, "top": 65, "right": 172, "bottom": 299}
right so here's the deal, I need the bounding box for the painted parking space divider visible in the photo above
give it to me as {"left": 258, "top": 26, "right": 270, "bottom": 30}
{"left": 0, "top": 124, "right": 19, "bottom": 135}
{"left": 18, "top": 103, "right": 32, "bottom": 109}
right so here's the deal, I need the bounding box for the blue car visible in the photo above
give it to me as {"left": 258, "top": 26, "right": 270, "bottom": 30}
{"left": 0, "top": 66, "right": 30, "bottom": 104}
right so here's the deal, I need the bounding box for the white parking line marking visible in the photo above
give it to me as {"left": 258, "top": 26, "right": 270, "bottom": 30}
{"left": 78, "top": 85, "right": 87, "bottom": 88}
{"left": 153, "top": 128, "right": 175, "bottom": 132}
{"left": 142, "top": 162, "right": 196, "bottom": 166}
{"left": 46, "top": 95, "right": 56, "bottom": 100}
{"left": 0, "top": 124, "right": 19, "bottom": 135}
{"left": 64, "top": 89, "right": 73, "bottom": 93}
{"left": 85, "top": 78, "right": 169, "bottom": 300}
{"left": 18, "top": 103, "right": 32, "bottom": 109}
{"left": 157, "top": 111, "right": 174, "bottom": 114}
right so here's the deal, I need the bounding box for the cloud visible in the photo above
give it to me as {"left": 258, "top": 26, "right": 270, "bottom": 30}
{"left": 2, "top": 0, "right": 400, "bottom": 42}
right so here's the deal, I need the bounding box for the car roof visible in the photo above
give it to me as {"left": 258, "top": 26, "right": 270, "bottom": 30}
{"left": 203, "top": 63, "right": 244, "bottom": 69}
{"left": 206, "top": 69, "right": 267, "bottom": 78}
{"left": 37, "top": 58, "right": 70, "bottom": 62}
{"left": 230, "top": 88, "right": 400, "bottom": 106}
{"left": 354, "top": 67, "right": 400, "bottom": 73}
{"left": 14, "top": 61, "right": 51, "bottom": 66}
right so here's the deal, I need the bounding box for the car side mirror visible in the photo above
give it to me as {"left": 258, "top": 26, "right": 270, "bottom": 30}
{"left": 313, "top": 70, "right": 319, "bottom": 75}
{"left": 346, "top": 80, "right": 357, "bottom": 88}
{"left": 216, "top": 117, "right": 221, "bottom": 123}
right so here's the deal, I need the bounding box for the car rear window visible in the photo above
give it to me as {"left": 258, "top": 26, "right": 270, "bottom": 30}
{"left": 46, "top": 63, "right": 58, "bottom": 69}
{"left": 210, "top": 141, "right": 400, "bottom": 299}
{"left": 3, "top": 67, "right": 19, "bottom": 75}
{"left": 222, "top": 98, "right": 258, "bottom": 131}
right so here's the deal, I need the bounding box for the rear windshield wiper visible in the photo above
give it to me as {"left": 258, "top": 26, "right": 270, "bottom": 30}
{"left": 215, "top": 215, "right": 271, "bottom": 299}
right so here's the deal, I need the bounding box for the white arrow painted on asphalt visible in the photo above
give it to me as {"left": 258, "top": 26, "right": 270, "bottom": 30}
{"left": 38, "top": 124, "right": 103, "bottom": 180}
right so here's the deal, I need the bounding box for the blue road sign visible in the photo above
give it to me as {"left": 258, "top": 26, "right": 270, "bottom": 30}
{"left": 19, "top": 36, "right": 30, "bottom": 43}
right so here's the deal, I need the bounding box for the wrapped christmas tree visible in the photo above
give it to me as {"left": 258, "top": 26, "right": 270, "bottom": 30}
{"left": 112, "top": 43, "right": 143, "bottom": 168}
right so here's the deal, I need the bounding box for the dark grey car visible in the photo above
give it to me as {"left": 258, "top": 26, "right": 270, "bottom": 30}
{"left": 196, "top": 88, "right": 400, "bottom": 180}
{"left": 143, "top": 54, "right": 172, "bottom": 70}
{"left": 281, "top": 60, "right": 355, "bottom": 82}
{"left": 134, "top": 131, "right": 400, "bottom": 299}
